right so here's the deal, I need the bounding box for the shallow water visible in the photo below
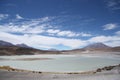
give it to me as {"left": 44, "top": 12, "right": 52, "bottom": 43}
{"left": 0, "top": 54, "right": 120, "bottom": 72}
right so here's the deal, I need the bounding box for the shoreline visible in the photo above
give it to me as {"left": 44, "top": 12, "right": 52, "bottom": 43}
{"left": 0, "top": 64, "right": 120, "bottom": 74}
{"left": 0, "top": 64, "right": 120, "bottom": 80}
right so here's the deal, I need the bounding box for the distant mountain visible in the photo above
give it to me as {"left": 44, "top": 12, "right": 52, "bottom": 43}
{"left": 0, "top": 46, "right": 61, "bottom": 55}
{"left": 0, "top": 40, "right": 31, "bottom": 48}
{"left": 0, "top": 40, "right": 14, "bottom": 47}
{"left": 0, "top": 40, "right": 120, "bottom": 55}
{"left": 16, "top": 43, "right": 31, "bottom": 48}
{"left": 62, "top": 43, "right": 118, "bottom": 53}
{"left": 84, "top": 43, "right": 110, "bottom": 50}
{"left": 81, "top": 43, "right": 112, "bottom": 52}
{"left": 0, "top": 40, "right": 61, "bottom": 55}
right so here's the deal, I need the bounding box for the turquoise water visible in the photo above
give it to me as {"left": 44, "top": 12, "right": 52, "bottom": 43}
{"left": 0, "top": 55, "right": 120, "bottom": 72}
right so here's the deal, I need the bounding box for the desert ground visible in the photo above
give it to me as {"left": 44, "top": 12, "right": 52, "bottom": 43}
{"left": 0, "top": 66, "right": 120, "bottom": 80}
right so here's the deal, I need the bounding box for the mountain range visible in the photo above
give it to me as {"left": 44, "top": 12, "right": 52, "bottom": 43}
{"left": 62, "top": 43, "right": 120, "bottom": 53}
{"left": 0, "top": 40, "right": 120, "bottom": 55}
{"left": 0, "top": 40, "right": 61, "bottom": 55}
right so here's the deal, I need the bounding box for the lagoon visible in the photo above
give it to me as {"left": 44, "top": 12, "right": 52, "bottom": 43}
{"left": 0, "top": 54, "right": 120, "bottom": 73}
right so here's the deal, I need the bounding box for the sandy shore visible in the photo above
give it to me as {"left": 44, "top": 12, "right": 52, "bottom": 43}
{"left": 0, "top": 65, "right": 120, "bottom": 80}
{"left": 0, "top": 68, "right": 120, "bottom": 80}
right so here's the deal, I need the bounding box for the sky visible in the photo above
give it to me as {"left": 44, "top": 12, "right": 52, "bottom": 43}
{"left": 0, "top": 0, "right": 120, "bottom": 50}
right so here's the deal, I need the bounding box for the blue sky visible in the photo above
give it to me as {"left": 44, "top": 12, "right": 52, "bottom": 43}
{"left": 0, "top": 0, "right": 120, "bottom": 50}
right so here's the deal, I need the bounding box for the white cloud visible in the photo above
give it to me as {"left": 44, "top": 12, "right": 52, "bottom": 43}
{"left": 105, "top": 0, "right": 120, "bottom": 10}
{"left": 105, "top": 40, "right": 120, "bottom": 47}
{"left": 0, "top": 17, "right": 51, "bottom": 34}
{"left": 0, "top": 24, "right": 45, "bottom": 34}
{"left": 89, "top": 36, "right": 112, "bottom": 43}
{"left": 35, "top": 45, "right": 55, "bottom": 49}
{"left": 16, "top": 14, "right": 23, "bottom": 19}
{"left": 80, "top": 32, "right": 92, "bottom": 37}
{"left": 47, "top": 29, "right": 60, "bottom": 34}
{"left": 57, "top": 31, "right": 78, "bottom": 37}
{"left": 103, "top": 23, "right": 117, "bottom": 30}
{"left": 0, "top": 32, "right": 23, "bottom": 44}
{"left": 0, "top": 31, "right": 87, "bottom": 49}
{"left": 41, "top": 17, "right": 49, "bottom": 22}
{"left": 47, "top": 29, "right": 92, "bottom": 37}
{"left": 115, "top": 31, "right": 120, "bottom": 36}
{"left": 0, "top": 15, "right": 92, "bottom": 38}
{"left": 0, "top": 16, "right": 52, "bottom": 35}
{"left": 0, "top": 14, "right": 9, "bottom": 20}
{"left": 27, "top": 34, "right": 86, "bottom": 48}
